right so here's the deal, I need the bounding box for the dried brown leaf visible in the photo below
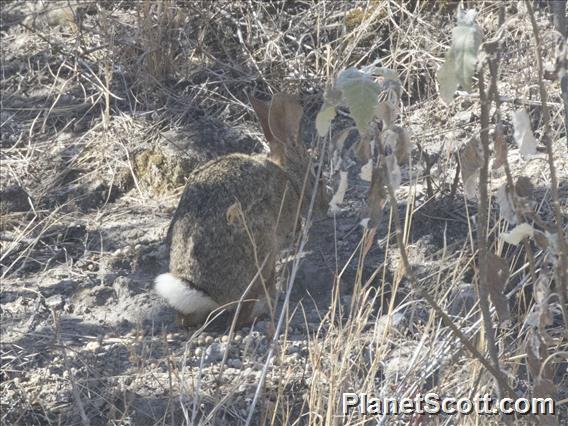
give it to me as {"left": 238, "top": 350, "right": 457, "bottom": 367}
{"left": 354, "top": 139, "right": 373, "bottom": 163}
{"left": 385, "top": 154, "right": 401, "bottom": 190}
{"left": 534, "top": 273, "right": 554, "bottom": 335}
{"left": 376, "top": 102, "right": 394, "bottom": 129}
{"left": 533, "top": 231, "right": 549, "bottom": 251}
{"left": 367, "top": 165, "right": 387, "bottom": 227}
{"left": 525, "top": 331, "right": 558, "bottom": 426}
{"left": 459, "top": 138, "right": 483, "bottom": 199}
{"left": 394, "top": 127, "right": 411, "bottom": 165}
{"left": 515, "top": 176, "right": 534, "bottom": 198}
{"left": 525, "top": 331, "right": 544, "bottom": 379}
{"left": 495, "top": 183, "right": 517, "bottom": 224}
{"left": 492, "top": 123, "right": 507, "bottom": 169}
{"left": 384, "top": 127, "right": 411, "bottom": 165}
{"left": 487, "top": 252, "right": 510, "bottom": 324}
{"left": 332, "top": 127, "right": 355, "bottom": 153}
{"left": 363, "top": 226, "right": 377, "bottom": 257}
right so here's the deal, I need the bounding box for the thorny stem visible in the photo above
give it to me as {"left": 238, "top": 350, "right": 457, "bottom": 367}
{"left": 478, "top": 68, "right": 510, "bottom": 402}
{"left": 384, "top": 180, "right": 515, "bottom": 398}
{"left": 525, "top": 0, "right": 568, "bottom": 328}
{"left": 486, "top": 15, "right": 538, "bottom": 290}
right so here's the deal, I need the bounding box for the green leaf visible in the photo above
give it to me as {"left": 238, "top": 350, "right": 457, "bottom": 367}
{"left": 437, "top": 52, "right": 459, "bottom": 104}
{"left": 436, "top": 10, "right": 482, "bottom": 104}
{"left": 315, "top": 104, "right": 336, "bottom": 136}
{"left": 336, "top": 68, "right": 380, "bottom": 134}
{"left": 452, "top": 23, "right": 482, "bottom": 91}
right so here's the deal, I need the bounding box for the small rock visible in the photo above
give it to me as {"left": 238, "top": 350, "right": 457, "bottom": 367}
{"left": 286, "top": 345, "right": 301, "bottom": 355}
{"left": 0, "top": 185, "right": 31, "bottom": 214}
{"left": 221, "top": 335, "right": 230, "bottom": 343}
{"left": 205, "top": 336, "right": 214, "bottom": 345}
{"left": 455, "top": 110, "right": 473, "bottom": 123}
{"left": 45, "top": 295, "right": 65, "bottom": 310}
{"left": 85, "top": 341, "right": 101, "bottom": 352}
{"left": 242, "top": 335, "right": 255, "bottom": 347}
{"left": 204, "top": 343, "right": 224, "bottom": 364}
{"left": 238, "top": 383, "right": 255, "bottom": 394}
{"left": 194, "top": 347, "right": 203, "bottom": 357}
{"left": 285, "top": 353, "right": 299, "bottom": 364}
{"left": 228, "top": 358, "right": 242, "bottom": 369}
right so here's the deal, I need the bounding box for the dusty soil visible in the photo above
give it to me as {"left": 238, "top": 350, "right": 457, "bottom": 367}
{"left": 1, "top": 1, "right": 567, "bottom": 425}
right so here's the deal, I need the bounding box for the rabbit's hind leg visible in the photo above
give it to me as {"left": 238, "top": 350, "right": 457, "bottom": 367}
{"left": 234, "top": 266, "right": 278, "bottom": 328}
{"left": 252, "top": 269, "right": 278, "bottom": 320}
{"left": 176, "top": 310, "right": 211, "bottom": 328}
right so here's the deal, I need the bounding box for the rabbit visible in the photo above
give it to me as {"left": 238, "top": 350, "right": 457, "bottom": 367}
{"left": 155, "top": 93, "right": 325, "bottom": 328}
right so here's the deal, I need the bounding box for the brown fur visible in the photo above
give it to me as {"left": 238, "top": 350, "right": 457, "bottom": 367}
{"left": 161, "top": 93, "right": 323, "bottom": 327}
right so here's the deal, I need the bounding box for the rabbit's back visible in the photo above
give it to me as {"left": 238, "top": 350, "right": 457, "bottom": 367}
{"left": 168, "top": 153, "right": 300, "bottom": 306}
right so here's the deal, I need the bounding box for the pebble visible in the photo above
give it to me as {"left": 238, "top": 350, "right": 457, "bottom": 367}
{"left": 234, "top": 334, "right": 242, "bottom": 343}
{"left": 196, "top": 336, "right": 206, "bottom": 346}
{"left": 204, "top": 343, "right": 224, "bottom": 364}
{"left": 205, "top": 336, "right": 214, "bottom": 345}
{"left": 194, "top": 347, "right": 203, "bottom": 357}
{"left": 228, "top": 358, "right": 242, "bottom": 369}
{"left": 286, "top": 353, "right": 300, "bottom": 364}
{"left": 238, "top": 383, "right": 256, "bottom": 394}
{"left": 85, "top": 341, "right": 101, "bottom": 352}
{"left": 286, "top": 345, "right": 301, "bottom": 355}
{"left": 221, "top": 335, "right": 230, "bottom": 343}
{"left": 242, "top": 334, "right": 256, "bottom": 347}
{"left": 45, "top": 295, "right": 65, "bottom": 310}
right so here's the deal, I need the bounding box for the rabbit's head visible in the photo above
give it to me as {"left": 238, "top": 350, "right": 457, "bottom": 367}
{"left": 250, "top": 93, "right": 306, "bottom": 169}
{"left": 251, "top": 93, "right": 328, "bottom": 214}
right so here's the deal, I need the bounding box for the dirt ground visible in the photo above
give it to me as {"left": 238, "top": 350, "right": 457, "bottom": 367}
{"left": 1, "top": 1, "right": 567, "bottom": 425}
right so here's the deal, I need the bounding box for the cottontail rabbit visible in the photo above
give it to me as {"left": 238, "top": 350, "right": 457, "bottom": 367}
{"left": 155, "top": 93, "right": 322, "bottom": 327}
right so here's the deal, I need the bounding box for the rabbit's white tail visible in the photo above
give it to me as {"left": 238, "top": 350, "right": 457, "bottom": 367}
{"left": 154, "top": 273, "right": 219, "bottom": 315}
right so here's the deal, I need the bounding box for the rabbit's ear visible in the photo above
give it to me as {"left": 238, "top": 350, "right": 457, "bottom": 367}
{"left": 250, "top": 96, "right": 275, "bottom": 143}
{"left": 268, "top": 93, "right": 303, "bottom": 146}
{"left": 251, "top": 95, "right": 287, "bottom": 164}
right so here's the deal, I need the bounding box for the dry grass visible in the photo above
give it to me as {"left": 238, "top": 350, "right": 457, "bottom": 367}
{"left": 1, "top": 1, "right": 567, "bottom": 425}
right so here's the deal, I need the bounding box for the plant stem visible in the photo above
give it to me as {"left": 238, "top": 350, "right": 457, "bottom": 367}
{"left": 477, "top": 69, "right": 509, "bottom": 401}
{"left": 525, "top": 0, "right": 568, "bottom": 328}
{"left": 384, "top": 180, "right": 515, "bottom": 398}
